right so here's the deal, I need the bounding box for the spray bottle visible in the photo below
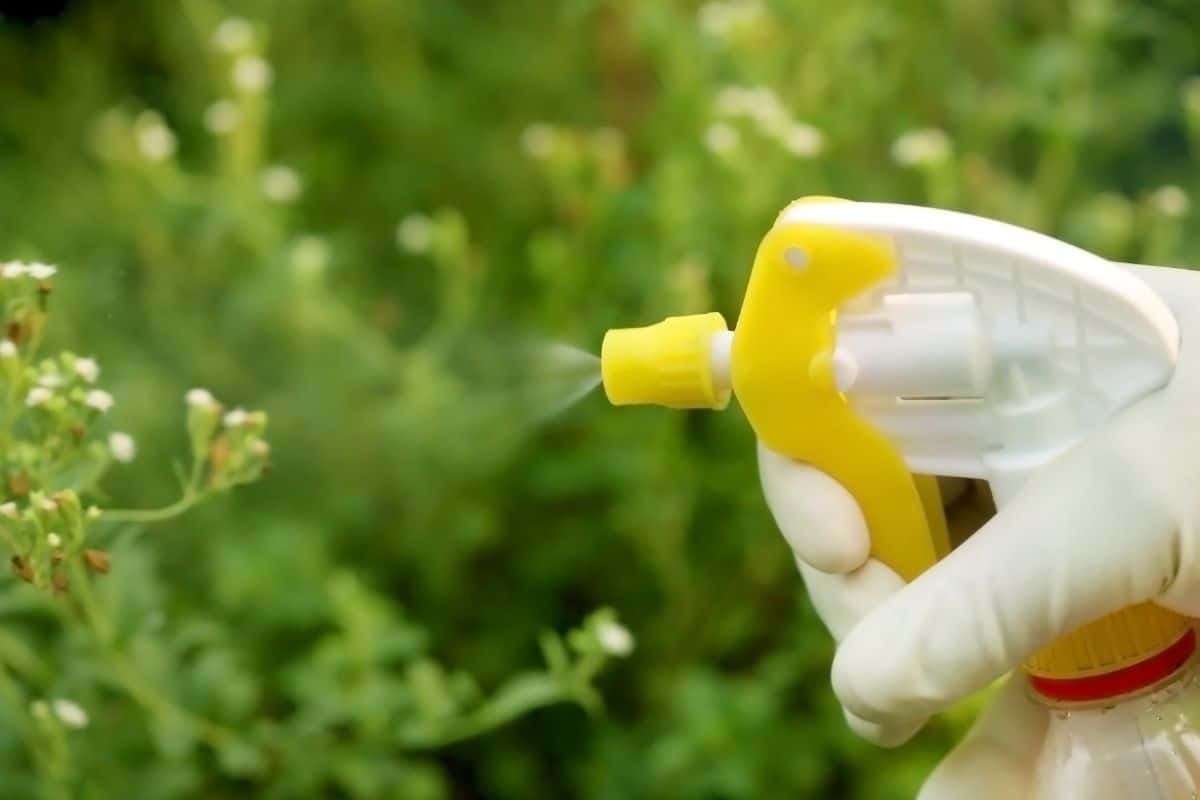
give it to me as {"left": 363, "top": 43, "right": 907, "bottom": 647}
{"left": 600, "top": 197, "right": 1200, "bottom": 798}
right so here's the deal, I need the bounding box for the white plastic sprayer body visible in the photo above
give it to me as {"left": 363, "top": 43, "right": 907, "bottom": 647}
{"left": 602, "top": 199, "right": 1200, "bottom": 798}
{"left": 694, "top": 201, "right": 1178, "bottom": 503}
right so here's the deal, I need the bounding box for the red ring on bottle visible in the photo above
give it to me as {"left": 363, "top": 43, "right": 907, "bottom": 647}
{"left": 1029, "top": 628, "right": 1196, "bottom": 703}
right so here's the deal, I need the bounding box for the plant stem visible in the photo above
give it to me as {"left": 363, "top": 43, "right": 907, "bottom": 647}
{"left": 101, "top": 489, "right": 206, "bottom": 525}
{"left": 397, "top": 678, "right": 575, "bottom": 750}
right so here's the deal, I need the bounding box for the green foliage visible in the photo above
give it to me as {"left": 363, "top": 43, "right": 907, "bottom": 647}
{"left": 0, "top": 0, "right": 1198, "bottom": 796}
{"left": 0, "top": 254, "right": 627, "bottom": 799}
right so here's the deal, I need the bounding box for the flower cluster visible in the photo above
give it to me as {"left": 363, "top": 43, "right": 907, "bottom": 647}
{"left": 184, "top": 389, "right": 272, "bottom": 492}
{"left": 518, "top": 123, "right": 630, "bottom": 186}
{"left": 204, "top": 17, "right": 306, "bottom": 206}
{"left": 30, "top": 697, "right": 89, "bottom": 730}
{"left": 0, "top": 263, "right": 270, "bottom": 599}
{"left": 211, "top": 16, "right": 273, "bottom": 94}
{"left": 891, "top": 127, "right": 953, "bottom": 167}
{"left": 710, "top": 85, "right": 825, "bottom": 159}
{"left": 697, "top": 0, "right": 766, "bottom": 39}
{"left": 2, "top": 488, "right": 96, "bottom": 592}
{"left": 1150, "top": 185, "right": 1190, "bottom": 218}
{"left": 2, "top": 260, "right": 57, "bottom": 281}
{"left": 90, "top": 107, "right": 178, "bottom": 167}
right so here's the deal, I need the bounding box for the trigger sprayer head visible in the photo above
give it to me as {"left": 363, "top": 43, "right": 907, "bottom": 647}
{"left": 601, "top": 312, "right": 732, "bottom": 409}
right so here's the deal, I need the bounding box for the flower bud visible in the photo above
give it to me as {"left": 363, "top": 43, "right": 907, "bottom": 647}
{"left": 187, "top": 390, "right": 222, "bottom": 462}
{"left": 83, "top": 549, "right": 111, "bottom": 575}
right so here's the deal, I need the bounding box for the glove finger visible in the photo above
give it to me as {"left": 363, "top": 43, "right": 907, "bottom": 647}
{"left": 833, "top": 405, "right": 1178, "bottom": 726}
{"left": 919, "top": 676, "right": 1047, "bottom": 800}
{"left": 799, "top": 559, "right": 904, "bottom": 642}
{"left": 844, "top": 708, "right": 927, "bottom": 749}
{"left": 801, "top": 560, "right": 929, "bottom": 746}
{"left": 760, "top": 443, "right": 870, "bottom": 574}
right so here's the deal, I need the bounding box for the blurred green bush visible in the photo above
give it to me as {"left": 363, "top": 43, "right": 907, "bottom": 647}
{"left": 0, "top": 0, "right": 1198, "bottom": 796}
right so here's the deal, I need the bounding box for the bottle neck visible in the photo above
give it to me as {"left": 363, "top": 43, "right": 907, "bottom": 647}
{"left": 1029, "top": 629, "right": 1196, "bottom": 706}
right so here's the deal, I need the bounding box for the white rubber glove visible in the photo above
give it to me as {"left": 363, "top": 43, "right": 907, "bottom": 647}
{"left": 760, "top": 263, "right": 1200, "bottom": 799}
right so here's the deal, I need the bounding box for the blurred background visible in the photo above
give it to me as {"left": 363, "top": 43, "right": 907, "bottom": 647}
{"left": 0, "top": 0, "right": 1197, "bottom": 797}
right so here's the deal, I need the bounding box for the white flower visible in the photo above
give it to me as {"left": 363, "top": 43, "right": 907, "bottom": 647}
{"left": 0, "top": 341, "right": 17, "bottom": 359}
{"left": 186, "top": 388, "right": 217, "bottom": 409}
{"left": 261, "top": 165, "right": 302, "bottom": 203}
{"left": 1152, "top": 185, "right": 1190, "bottom": 218}
{"left": 84, "top": 389, "right": 114, "bottom": 413}
{"left": 51, "top": 699, "right": 88, "bottom": 730}
{"left": 37, "top": 374, "right": 63, "bottom": 389}
{"left": 520, "top": 123, "right": 556, "bottom": 159}
{"left": 204, "top": 99, "right": 241, "bottom": 135}
{"left": 0, "top": 260, "right": 54, "bottom": 279}
{"left": 715, "top": 85, "right": 751, "bottom": 117}
{"left": 73, "top": 357, "right": 100, "bottom": 383}
{"left": 891, "top": 128, "right": 952, "bottom": 167}
{"left": 108, "top": 432, "right": 136, "bottom": 463}
{"left": 780, "top": 122, "right": 824, "bottom": 158}
{"left": 212, "top": 17, "right": 254, "bottom": 53}
{"left": 0, "top": 502, "right": 17, "bottom": 519}
{"left": 698, "top": 0, "right": 764, "bottom": 37}
{"left": 718, "top": 85, "right": 810, "bottom": 146}
{"left": 744, "top": 86, "right": 788, "bottom": 131}
{"left": 396, "top": 214, "right": 434, "bottom": 254}
{"left": 25, "top": 387, "right": 52, "bottom": 407}
{"left": 704, "top": 122, "right": 740, "bottom": 155}
{"left": 596, "top": 620, "right": 635, "bottom": 657}
{"left": 37, "top": 497, "right": 57, "bottom": 513}
{"left": 224, "top": 408, "right": 248, "bottom": 427}
{"left": 232, "top": 56, "right": 273, "bottom": 93}
{"left": 26, "top": 262, "right": 57, "bottom": 280}
{"left": 46, "top": 532, "right": 61, "bottom": 548}
{"left": 697, "top": 2, "right": 730, "bottom": 35}
{"left": 290, "top": 236, "right": 330, "bottom": 279}
{"left": 134, "top": 112, "right": 177, "bottom": 162}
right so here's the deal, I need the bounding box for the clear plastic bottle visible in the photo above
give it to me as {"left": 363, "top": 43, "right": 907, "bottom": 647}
{"left": 1030, "top": 641, "right": 1200, "bottom": 798}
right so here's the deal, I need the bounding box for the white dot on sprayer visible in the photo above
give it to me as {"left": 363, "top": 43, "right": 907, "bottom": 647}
{"left": 784, "top": 246, "right": 808, "bottom": 270}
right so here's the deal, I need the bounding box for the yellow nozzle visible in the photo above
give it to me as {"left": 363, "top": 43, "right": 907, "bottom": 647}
{"left": 601, "top": 312, "right": 731, "bottom": 410}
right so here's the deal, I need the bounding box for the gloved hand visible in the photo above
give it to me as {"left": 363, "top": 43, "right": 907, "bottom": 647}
{"left": 760, "top": 262, "right": 1200, "bottom": 798}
